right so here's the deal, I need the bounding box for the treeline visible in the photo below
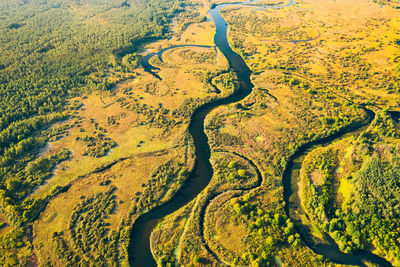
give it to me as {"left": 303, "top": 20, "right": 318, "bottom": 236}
{"left": 129, "top": 160, "right": 188, "bottom": 216}
{"left": 300, "top": 147, "right": 339, "bottom": 225}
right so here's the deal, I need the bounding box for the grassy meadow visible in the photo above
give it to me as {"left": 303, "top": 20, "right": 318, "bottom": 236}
{"left": 0, "top": 0, "right": 399, "bottom": 265}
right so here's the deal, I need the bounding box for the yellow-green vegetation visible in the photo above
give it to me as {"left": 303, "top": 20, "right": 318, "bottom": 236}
{"left": 223, "top": 0, "right": 400, "bottom": 108}
{"left": 203, "top": 188, "right": 327, "bottom": 266}
{"left": 0, "top": 0, "right": 199, "bottom": 264}
{"left": 34, "top": 152, "right": 191, "bottom": 266}
{"left": 299, "top": 110, "right": 400, "bottom": 264}
{"left": 150, "top": 0, "right": 400, "bottom": 266}
{"left": 151, "top": 152, "right": 261, "bottom": 265}
{"left": 151, "top": 151, "right": 330, "bottom": 266}
{"left": 30, "top": 32, "right": 229, "bottom": 199}
{"left": 30, "top": 1, "right": 242, "bottom": 265}
{"left": 1, "top": 0, "right": 400, "bottom": 265}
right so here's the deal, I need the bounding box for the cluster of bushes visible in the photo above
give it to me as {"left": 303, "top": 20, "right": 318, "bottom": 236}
{"left": 17, "top": 149, "right": 71, "bottom": 199}
{"left": 226, "top": 193, "right": 302, "bottom": 266}
{"left": 121, "top": 53, "right": 142, "bottom": 71}
{"left": 74, "top": 118, "right": 118, "bottom": 157}
{"left": 369, "top": 110, "right": 399, "bottom": 138}
{"left": 178, "top": 49, "right": 216, "bottom": 64}
{"left": 299, "top": 113, "right": 400, "bottom": 263}
{"left": 212, "top": 132, "right": 244, "bottom": 147}
{"left": 372, "top": 0, "right": 400, "bottom": 7}
{"left": 190, "top": 68, "right": 237, "bottom": 95}
{"left": 338, "top": 150, "right": 400, "bottom": 259}
{"left": 0, "top": 227, "right": 26, "bottom": 265}
{"left": 300, "top": 147, "right": 339, "bottom": 224}
{"left": 212, "top": 71, "right": 239, "bottom": 94}
{"left": 173, "top": 96, "right": 215, "bottom": 120}
{"left": 118, "top": 95, "right": 175, "bottom": 129}
{"left": 53, "top": 186, "right": 118, "bottom": 265}
{"left": 0, "top": 148, "right": 71, "bottom": 221}
{"left": 130, "top": 160, "right": 189, "bottom": 217}
{"left": 77, "top": 135, "right": 117, "bottom": 158}
{"left": 106, "top": 113, "right": 127, "bottom": 128}
{"left": 172, "top": 1, "right": 207, "bottom": 37}
{"left": 0, "top": 113, "right": 67, "bottom": 167}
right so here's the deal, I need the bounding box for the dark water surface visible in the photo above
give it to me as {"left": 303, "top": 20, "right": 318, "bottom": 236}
{"left": 128, "top": 2, "right": 255, "bottom": 266}
{"left": 129, "top": 1, "right": 392, "bottom": 266}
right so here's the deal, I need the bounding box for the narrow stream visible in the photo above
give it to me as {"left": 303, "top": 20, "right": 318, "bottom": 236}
{"left": 199, "top": 150, "right": 264, "bottom": 264}
{"left": 129, "top": 1, "right": 392, "bottom": 266}
{"left": 141, "top": 44, "right": 215, "bottom": 80}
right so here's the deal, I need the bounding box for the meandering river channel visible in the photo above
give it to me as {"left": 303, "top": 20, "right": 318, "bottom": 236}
{"left": 129, "top": 1, "right": 255, "bottom": 265}
{"left": 129, "top": 1, "right": 392, "bottom": 266}
{"left": 283, "top": 108, "right": 391, "bottom": 267}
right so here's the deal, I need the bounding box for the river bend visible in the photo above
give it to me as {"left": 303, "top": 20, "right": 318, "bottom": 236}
{"left": 129, "top": 1, "right": 391, "bottom": 266}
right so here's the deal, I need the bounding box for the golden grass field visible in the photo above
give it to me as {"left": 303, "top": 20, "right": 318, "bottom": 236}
{"left": 27, "top": 0, "right": 400, "bottom": 265}
{"left": 149, "top": 0, "right": 400, "bottom": 265}
{"left": 31, "top": 0, "right": 236, "bottom": 263}
{"left": 224, "top": 0, "right": 400, "bottom": 107}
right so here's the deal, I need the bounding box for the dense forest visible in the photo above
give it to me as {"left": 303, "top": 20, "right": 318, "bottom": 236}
{"left": 0, "top": 0, "right": 186, "bottom": 264}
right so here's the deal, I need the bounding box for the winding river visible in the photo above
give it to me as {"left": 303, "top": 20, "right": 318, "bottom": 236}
{"left": 282, "top": 108, "right": 392, "bottom": 267}
{"left": 129, "top": 2, "right": 256, "bottom": 266}
{"left": 129, "top": 1, "right": 393, "bottom": 266}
